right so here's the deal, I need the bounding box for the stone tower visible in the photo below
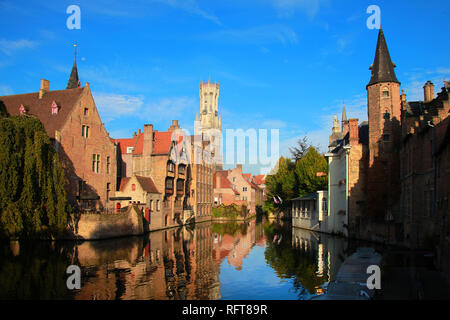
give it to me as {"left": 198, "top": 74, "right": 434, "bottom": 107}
{"left": 195, "top": 80, "right": 222, "bottom": 170}
{"left": 196, "top": 80, "right": 221, "bottom": 134}
{"left": 366, "top": 27, "right": 402, "bottom": 221}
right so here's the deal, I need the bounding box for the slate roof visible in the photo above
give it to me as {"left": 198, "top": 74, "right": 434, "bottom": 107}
{"left": 367, "top": 28, "right": 399, "bottom": 86}
{"left": 0, "top": 87, "right": 85, "bottom": 138}
{"left": 67, "top": 58, "right": 80, "bottom": 89}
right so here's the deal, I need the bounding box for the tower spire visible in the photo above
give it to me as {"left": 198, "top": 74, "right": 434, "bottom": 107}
{"left": 367, "top": 27, "right": 399, "bottom": 87}
{"left": 67, "top": 43, "right": 80, "bottom": 89}
{"left": 342, "top": 101, "right": 347, "bottom": 122}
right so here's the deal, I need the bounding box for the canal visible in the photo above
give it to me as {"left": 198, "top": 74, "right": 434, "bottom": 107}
{"left": 0, "top": 218, "right": 368, "bottom": 300}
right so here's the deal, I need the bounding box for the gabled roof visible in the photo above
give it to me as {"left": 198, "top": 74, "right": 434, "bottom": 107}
{"left": 119, "top": 175, "right": 160, "bottom": 194}
{"left": 135, "top": 175, "right": 160, "bottom": 194}
{"left": 367, "top": 28, "right": 399, "bottom": 87}
{"left": 214, "top": 171, "right": 233, "bottom": 189}
{"left": 0, "top": 87, "right": 85, "bottom": 138}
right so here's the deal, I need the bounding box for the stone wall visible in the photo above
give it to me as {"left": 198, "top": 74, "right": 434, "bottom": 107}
{"left": 68, "top": 206, "right": 144, "bottom": 240}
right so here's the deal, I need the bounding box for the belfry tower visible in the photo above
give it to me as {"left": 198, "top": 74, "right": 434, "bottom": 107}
{"left": 195, "top": 80, "right": 222, "bottom": 170}
{"left": 195, "top": 80, "right": 221, "bottom": 134}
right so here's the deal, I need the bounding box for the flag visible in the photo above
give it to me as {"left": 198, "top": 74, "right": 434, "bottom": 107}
{"left": 273, "top": 196, "right": 279, "bottom": 204}
{"left": 77, "top": 80, "right": 81, "bottom": 88}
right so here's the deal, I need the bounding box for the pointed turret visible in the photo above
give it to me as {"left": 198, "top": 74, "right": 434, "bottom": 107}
{"left": 342, "top": 103, "right": 347, "bottom": 122}
{"left": 66, "top": 56, "right": 80, "bottom": 89}
{"left": 367, "top": 27, "right": 399, "bottom": 87}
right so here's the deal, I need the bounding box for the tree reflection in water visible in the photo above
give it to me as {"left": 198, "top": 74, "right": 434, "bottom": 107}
{"left": 263, "top": 220, "right": 349, "bottom": 299}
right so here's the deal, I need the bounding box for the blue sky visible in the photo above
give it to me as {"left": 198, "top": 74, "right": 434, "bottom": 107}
{"left": 1, "top": 0, "right": 449, "bottom": 174}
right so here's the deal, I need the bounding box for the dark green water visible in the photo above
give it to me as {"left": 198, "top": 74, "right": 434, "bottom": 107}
{"left": 0, "top": 219, "right": 356, "bottom": 300}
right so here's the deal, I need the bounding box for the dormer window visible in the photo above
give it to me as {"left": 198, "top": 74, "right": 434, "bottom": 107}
{"left": 51, "top": 101, "right": 59, "bottom": 115}
{"left": 19, "top": 104, "right": 27, "bottom": 115}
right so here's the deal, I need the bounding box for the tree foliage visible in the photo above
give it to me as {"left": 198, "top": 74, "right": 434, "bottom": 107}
{"left": 264, "top": 139, "right": 328, "bottom": 213}
{"left": 0, "top": 116, "right": 68, "bottom": 239}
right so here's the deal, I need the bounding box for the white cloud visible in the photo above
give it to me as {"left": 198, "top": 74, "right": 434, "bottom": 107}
{"left": 202, "top": 24, "right": 298, "bottom": 46}
{"left": 270, "top": 0, "right": 328, "bottom": 18}
{"left": 156, "top": 0, "right": 222, "bottom": 25}
{"left": 0, "top": 84, "right": 13, "bottom": 96}
{"left": 94, "top": 93, "right": 144, "bottom": 121}
{"left": 401, "top": 67, "right": 450, "bottom": 101}
{"left": 0, "top": 39, "right": 37, "bottom": 55}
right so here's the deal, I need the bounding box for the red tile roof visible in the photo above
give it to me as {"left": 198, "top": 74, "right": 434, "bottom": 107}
{"left": 0, "top": 87, "right": 85, "bottom": 138}
{"left": 253, "top": 175, "right": 266, "bottom": 185}
{"left": 135, "top": 175, "right": 160, "bottom": 194}
{"left": 152, "top": 131, "right": 173, "bottom": 155}
{"left": 118, "top": 177, "right": 131, "bottom": 191}
{"left": 132, "top": 133, "right": 144, "bottom": 155}
{"left": 114, "top": 137, "right": 139, "bottom": 154}
{"left": 214, "top": 171, "right": 233, "bottom": 189}
{"left": 118, "top": 176, "right": 160, "bottom": 194}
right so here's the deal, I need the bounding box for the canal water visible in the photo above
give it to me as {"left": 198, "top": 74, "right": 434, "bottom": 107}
{"left": 0, "top": 219, "right": 361, "bottom": 300}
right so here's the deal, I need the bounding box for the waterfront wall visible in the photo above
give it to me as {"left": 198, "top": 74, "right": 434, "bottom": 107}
{"left": 68, "top": 206, "right": 144, "bottom": 240}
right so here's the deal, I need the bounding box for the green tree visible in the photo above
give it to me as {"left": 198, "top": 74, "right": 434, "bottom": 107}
{"left": 294, "top": 147, "right": 328, "bottom": 197}
{"left": 0, "top": 115, "right": 68, "bottom": 239}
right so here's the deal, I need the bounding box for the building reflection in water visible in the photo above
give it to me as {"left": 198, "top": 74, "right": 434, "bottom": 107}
{"left": 71, "top": 222, "right": 229, "bottom": 300}
{"left": 0, "top": 219, "right": 349, "bottom": 300}
{"left": 290, "top": 226, "right": 349, "bottom": 297}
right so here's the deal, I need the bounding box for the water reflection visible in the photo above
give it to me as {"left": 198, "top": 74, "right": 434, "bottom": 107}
{"left": 0, "top": 219, "right": 352, "bottom": 300}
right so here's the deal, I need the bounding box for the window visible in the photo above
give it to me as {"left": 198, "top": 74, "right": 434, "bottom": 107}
{"left": 243, "top": 187, "right": 248, "bottom": 192}
{"left": 382, "top": 88, "right": 390, "bottom": 98}
{"left": 156, "top": 200, "right": 160, "bottom": 211}
{"left": 167, "top": 161, "right": 175, "bottom": 172}
{"left": 82, "top": 125, "right": 89, "bottom": 138}
{"left": 383, "top": 111, "right": 390, "bottom": 120}
{"left": 106, "top": 156, "right": 110, "bottom": 174}
{"left": 322, "top": 197, "right": 328, "bottom": 214}
{"left": 131, "top": 184, "right": 136, "bottom": 191}
{"left": 150, "top": 200, "right": 153, "bottom": 211}
{"left": 84, "top": 108, "right": 88, "bottom": 116}
{"left": 166, "top": 178, "right": 174, "bottom": 190}
{"left": 92, "top": 154, "right": 100, "bottom": 173}
{"left": 178, "top": 164, "right": 185, "bottom": 175}
{"left": 177, "top": 180, "right": 184, "bottom": 192}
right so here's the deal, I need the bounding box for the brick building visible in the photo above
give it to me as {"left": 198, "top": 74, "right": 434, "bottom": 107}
{"left": 400, "top": 81, "right": 450, "bottom": 266}
{"left": 327, "top": 27, "right": 449, "bottom": 258}
{"left": 213, "top": 165, "right": 263, "bottom": 214}
{"left": 189, "top": 134, "right": 214, "bottom": 223}
{"left": 115, "top": 120, "right": 191, "bottom": 229}
{"left": 0, "top": 58, "right": 117, "bottom": 212}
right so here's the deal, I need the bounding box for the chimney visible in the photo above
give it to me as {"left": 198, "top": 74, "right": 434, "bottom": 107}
{"left": 39, "top": 79, "right": 49, "bottom": 99}
{"left": 138, "top": 129, "right": 141, "bottom": 135}
{"left": 236, "top": 164, "right": 243, "bottom": 172}
{"left": 215, "top": 173, "right": 221, "bottom": 189}
{"left": 168, "top": 120, "right": 180, "bottom": 132}
{"left": 143, "top": 124, "right": 154, "bottom": 155}
{"left": 423, "top": 81, "right": 434, "bottom": 102}
{"left": 348, "top": 119, "right": 359, "bottom": 145}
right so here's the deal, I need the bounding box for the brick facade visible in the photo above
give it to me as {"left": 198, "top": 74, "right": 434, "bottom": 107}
{"left": 0, "top": 81, "right": 117, "bottom": 212}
